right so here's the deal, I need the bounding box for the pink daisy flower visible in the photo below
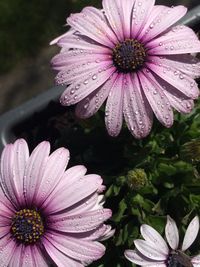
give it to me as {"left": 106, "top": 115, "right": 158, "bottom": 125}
{"left": 0, "top": 139, "right": 113, "bottom": 266}
{"left": 51, "top": 0, "right": 200, "bottom": 138}
{"left": 124, "top": 215, "right": 200, "bottom": 267}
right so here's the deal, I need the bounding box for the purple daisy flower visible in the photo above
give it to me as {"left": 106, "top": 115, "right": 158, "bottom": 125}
{"left": 51, "top": 0, "right": 200, "bottom": 138}
{"left": 124, "top": 215, "right": 200, "bottom": 267}
{"left": 0, "top": 139, "right": 114, "bottom": 266}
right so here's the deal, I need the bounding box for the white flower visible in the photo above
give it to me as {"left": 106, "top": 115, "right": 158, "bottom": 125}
{"left": 125, "top": 215, "right": 200, "bottom": 267}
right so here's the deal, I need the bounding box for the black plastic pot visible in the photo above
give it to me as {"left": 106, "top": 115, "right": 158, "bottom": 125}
{"left": 0, "top": 5, "right": 200, "bottom": 152}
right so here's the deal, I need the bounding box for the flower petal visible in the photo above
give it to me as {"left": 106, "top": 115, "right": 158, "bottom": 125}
{"left": 124, "top": 250, "right": 164, "bottom": 266}
{"left": 67, "top": 8, "right": 114, "bottom": 47}
{"left": 98, "top": 225, "right": 115, "bottom": 241}
{"left": 60, "top": 65, "right": 115, "bottom": 106}
{"left": 182, "top": 216, "right": 199, "bottom": 251}
{"left": 105, "top": 74, "right": 124, "bottom": 137}
{"left": 141, "top": 6, "right": 187, "bottom": 43}
{"left": 146, "top": 60, "right": 199, "bottom": 99}
{"left": 32, "top": 246, "right": 49, "bottom": 267}
{"left": 138, "top": 70, "right": 174, "bottom": 128}
{"left": 191, "top": 255, "right": 200, "bottom": 265}
{"left": 57, "top": 32, "right": 111, "bottom": 52}
{"left": 140, "top": 224, "right": 169, "bottom": 255}
{"left": 24, "top": 141, "right": 50, "bottom": 206}
{"left": 150, "top": 72, "right": 194, "bottom": 114}
{"left": 21, "top": 246, "right": 36, "bottom": 267}
{"left": 45, "top": 165, "right": 87, "bottom": 201}
{"left": 165, "top": 215, "right": 179, "bottom": 250}
{"left": 8, "top": 244, "right": 23, "bottom": 267}
{"left": 35, "top": 147, "right": 70, "bottom": 207}
{"left": 123, "top": 73, "right": 153, "bottom": 138}
{"left": 0, "top": 139, "right": 29, "bottom": 207}
{"left": 102, "top": 0, "right": 124, "bottom": 41}
{"left": 43, "top": 174, "right": 103, "bottom": 214}
{"left": 48, "top": 209, "right": 112, "bottom": 233}
{"left": 121, "top": 0, "right": 135, "bottom": 38}
{"left": 147, "top": 25, "right": 200, "bottom": 55}
{"left": 44, "top": 232, "right": 105, "bottom": 264}
{"left": 0, "top": 235, "right": 17, "bottom": 267}
{"left": 148, "top": 55, "right": 200, "bottom": 79}
{"left": 75, "top": 72, "right": 118, "bottom": 119}
{"left": 134, "top": 239, "right": 167, "bottom": 261}
{"left": 131, "top": 0, "right": 155, "bottom": 38}
{"left": 56, "top": 58, "right": 112, "bottom": 85}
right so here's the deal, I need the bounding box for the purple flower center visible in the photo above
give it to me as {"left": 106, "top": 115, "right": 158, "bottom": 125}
{"left": 112, "top": 39, "right": 146, "bottom": 73}
{"left": 167, "top": 250, "right": 192, "bottom": 267}
{"left": 11, "top": 208, "right": 45, "bottom": 244}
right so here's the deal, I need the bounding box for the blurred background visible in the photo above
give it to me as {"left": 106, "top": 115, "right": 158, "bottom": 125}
{"left": 0, "top": 0, "right": 199, "bottom": 115}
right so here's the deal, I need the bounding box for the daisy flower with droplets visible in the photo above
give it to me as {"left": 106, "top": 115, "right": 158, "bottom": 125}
{"left": 124, "top": 215, "right": 200, "bottom": 267}
{"left": 51, "top": 0, "right": 200, "bottom": 138}
{"left": 0, "top": 139, "right": 113, "bottom": 266}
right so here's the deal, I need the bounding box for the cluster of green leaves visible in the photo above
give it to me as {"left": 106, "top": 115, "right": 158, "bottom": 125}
{"left": 57, "top": 98, "right": 200, "bottom": 267}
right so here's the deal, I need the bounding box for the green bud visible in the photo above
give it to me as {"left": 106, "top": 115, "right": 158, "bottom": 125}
{"left": 127, "top": 169, "right": 148, "bottom": 191}
{"left": 180, "top": 139, "right": 200, "bottom": 163}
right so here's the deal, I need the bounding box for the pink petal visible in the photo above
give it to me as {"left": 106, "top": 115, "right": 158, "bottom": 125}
{"left": 0, "top": 226, "right": 10, "bottom": 239}
{"left": 105, "top": 74, "right": 124, "bottom": 137}
{"left": 148, "top": 55, "right": 200, "bottom": 79}
{"left": 44, "top": 232, "right": 105, "bottom": 264}
{"left": 143, "top": 264, "right": 166, "bottom": 267}
{"left": 43, "top": 237, "right": 84, "bottom": 267}
{"left": 134, "top": 239, "right": 167, "bottom": 261}
{"left": 147, "top": 25, "right": 200, "bottom": 55}
{"left": 98, "top": 225, "right": 115, "bottom": 241}
{"left": 141, "top": 6, "right": 187, "bottom": 43}
{"left": 124, "top": 250, "right": 164, "bottom": 266}
{"left": 146, "top": 60, "right": 199, "bottom": 99}
{"left": 0, "top": 139, "right": 29, "bottom": 207}
{"left": 50, "top": 29, "right": 74, "bottom": 45}
{"left": 57, "top": 31, "right": 112, "bottom": 52}
{"left": 24, "top": 141, "right": 50, "bottom": 206}
{"left": 131, "top": 0, "right": 155, "bottom": 38}
{"left": 151, "top": 72, "right": 194, "bottom": 114}
{"left": 75, "top": 72, "right": 118, "bottom": 119}
{"left": 45, "top": 165, "right": 87, "bottom": 198}
{"left": 165, "top": 215, "right": 179, "bottom": 250}
{"left": 102, "top": 0, "right": 124, "bottom": 41}
{"left": 192, "top": 255, "right": 200, "bottom": 265}
{"left": 48, "top": 209, "right": 112, "bottom": 233}
{"left": 140, "top": 224, "right": 169, "bottom": 255}
{"left": 137, "top": 5, "right": 167, "bottom": 41}
{"left": 0, "top": 235, "right": 17, "bottom": 267}
{"left": 56, "top": 59, "right": 112, "bottom": 85}
{"left": 43, "top": 174, "right": 103, "bottom": 214}
{"left": 52, "top": 52, "right": 110, "bottom": 73}
{"left": 21, "top": 246, "right": 36, "bottom": 267}
{"left": 8, "top": 244, "right": 22, "bottom": 267}
{"left": 123, "top": 73, "right": 153, "bottom": 138}
{"left": 53, "top": 193, "right": 98, "bottom": 216}
{"left": 52, "top": 48, "right": 110, "bottom": 70}
{"left": 67, "top": 8, "right": 114, "bottom": 47}
{"left": 35, "top": 147, "right": 70, "bottom": 207}
{"left": 81, "top": 7, "right": 118, "bottom": 45}
{"left": 182, "top": 216, "right": 199, "bottom": 251}
{"left": 121, "top": 0, "right": 135, "bottom": 38}
{"left": 32, "top": 246, "right": 49, "bottom": 267}
{"left": 60, "top": 65, "right": 116, "bottom": 106}
{"left": 138, "top": 70, "right": 174, "bottom": 128}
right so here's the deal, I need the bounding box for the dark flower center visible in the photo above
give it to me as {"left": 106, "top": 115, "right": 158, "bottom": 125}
{"left": 112, "top": 39, "right": 146, "bottom": 73}
{"left": 167, "top": 250, "right": 193, "bottom": 267}
{"left": 11, "top": 209, "right": 44, "bottom": 244}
